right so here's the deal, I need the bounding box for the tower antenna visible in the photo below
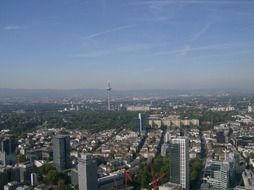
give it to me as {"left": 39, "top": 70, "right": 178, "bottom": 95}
{"left": 106, "top": 81, "right": 112, "bottom": 111}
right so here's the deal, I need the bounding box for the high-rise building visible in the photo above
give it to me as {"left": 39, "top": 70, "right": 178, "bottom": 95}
{"left": 169, "top": 137, "right": 189, "bottom": 190}
{"left": 248, "top": 105, "right": 253, "bottom": 113}
{"left": 216, "top": 130, "right": 226, "bottom": 143}
{"left": 70, "top": 169, "right": 79, "bottom": 186}
{"left": 216, "top": 128, "right": 233, "bottom": 144}
{"left": 31, "top": 173, "right": 38, "bottom": 186}
{"left": 164, "top": 130, "right": 171, "bottom": 143}
{"left": 52, "top": 135, "right": 71, "bottom": 172}
{"left": 203, "top": 161, "right": 229, "bottom": 190}
{"left": 161, "top": 143, "right": 170, "bottom": 157}
{"left": 3, "top": 181, "right": 20, "bottom": 190}
{"left": 0, "top": 166, "right": 20, "bottom": 189}
{"left": 19, "top": 162, "right": 33, "bottom": 184}
{"left": 78, "top": 154, "right": 98, "bottom": 190}
{"left": 0, "top": 137, "right": 17, "bottom": 166}
{"left": 169, "top": 143, "right": 180, "bottom": 185}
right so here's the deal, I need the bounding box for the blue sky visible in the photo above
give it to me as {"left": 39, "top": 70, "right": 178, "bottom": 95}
{"left": 0, "top": 0, "right": 254, "bottom": 90}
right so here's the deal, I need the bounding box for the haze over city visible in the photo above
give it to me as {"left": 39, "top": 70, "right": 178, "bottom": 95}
{"left": 1, "top": 0, "right": 254, "bottom": 90}
{"left": 2, "top": 1, "right": 254, "bottom": 190}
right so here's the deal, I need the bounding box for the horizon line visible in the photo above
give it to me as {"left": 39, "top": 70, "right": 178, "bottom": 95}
{"left": 0, "top": 87, "right": 253, "bottom": 91}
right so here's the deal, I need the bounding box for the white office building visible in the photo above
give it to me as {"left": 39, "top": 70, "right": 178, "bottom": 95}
{"left": 78, "top": 154, "right": 98, "bottom": 190}
{"left": 171, "top": 137, "right": 189, "bottom": 190}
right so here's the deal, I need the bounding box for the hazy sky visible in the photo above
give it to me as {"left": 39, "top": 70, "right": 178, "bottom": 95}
{"left": 1, "top": 0, "right": 254, "bottom": 90}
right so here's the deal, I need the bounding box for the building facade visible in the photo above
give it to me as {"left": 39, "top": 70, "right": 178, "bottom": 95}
{"left": 169, "top": 137, "right": 189, "bottom": 190}
{"left": 203, "top": 161, "right": 230, "bottom": 190}
{"left": 0, "top": 138, "right": 17, "bottom": 166}
{"left": 169, "top": 143, "right": 181, "bottom": 185}
{"left": 52, "top": 135, "right": 71, "bottom": 172}
{"left": 19, "top": 162, "right": 33, "bottom": 184}
{"left": 78, "top": 154, "right": 98, "bottom": 190}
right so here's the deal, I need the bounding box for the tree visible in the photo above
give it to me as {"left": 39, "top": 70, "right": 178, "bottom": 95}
{"left": 134, "top": 156, "right": 170, "bottom": 189}
{"left": 47, "top": 169, "right": 58, "bottom": 184}
{"left": 190, "top": 158, "right": 202, "bottom": 188}
{"left": 57, "top": 179, "right": 65, "bottom": 190}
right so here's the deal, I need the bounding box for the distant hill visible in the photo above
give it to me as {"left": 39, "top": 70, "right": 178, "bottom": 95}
{"left": 0, "top": 88, "right": 253, "bottom": 98}
{"left": 0, "top": 88, "right": 104, "bottom": 98}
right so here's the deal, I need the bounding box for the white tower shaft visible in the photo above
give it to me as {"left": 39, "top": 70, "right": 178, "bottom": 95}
{"left": 107, "top": 90, "right": 110, "bottom": 111}
{"left": 106, "top": 82, "right": 112, "bottom": 111}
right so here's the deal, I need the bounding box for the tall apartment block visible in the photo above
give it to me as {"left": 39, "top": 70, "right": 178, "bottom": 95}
{"left": 78, "top": 153, "right": 98, "bottom": 190}
{"left": 0, "top": 137, "right": 17, "bottom": 166}
{"left": 169, "top": 137, "right": 189, "bottom": 190}
{"left": 52, "top": 135, "right": 71, "bottom": 172}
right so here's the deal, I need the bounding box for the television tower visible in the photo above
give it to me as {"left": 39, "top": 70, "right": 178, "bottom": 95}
{"left": 138, "top": 113, "right": 143, "bottom": 134}
{"left": 106, "top": 82, "right": 112, "bottom": 111}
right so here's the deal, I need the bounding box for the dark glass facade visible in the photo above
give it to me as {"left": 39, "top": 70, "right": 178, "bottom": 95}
{"left": 0, "top": 138, "right": 17, "bottom": 166}
{"left": 169, "top": 143, "right": 180, "bottom": 184}
{"left": 52, "top": 135, "right": 71, "bottom": 172}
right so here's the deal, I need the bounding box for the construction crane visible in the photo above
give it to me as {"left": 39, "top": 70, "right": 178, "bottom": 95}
{"left": 124, "top": 170, "right": 132, "bottom": 190}
{"left": 147, "top": 158, "right": 167, "bottom": 190}
{"left": 149, "top": 173, "right": 167, "bottom": 190}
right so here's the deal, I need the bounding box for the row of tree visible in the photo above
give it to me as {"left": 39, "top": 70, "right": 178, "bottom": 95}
{"left": 37, "top": 162, "right": 75, "bottom": 190}
{"left": 132, "top": 156, "right": 202, "bottom": 190}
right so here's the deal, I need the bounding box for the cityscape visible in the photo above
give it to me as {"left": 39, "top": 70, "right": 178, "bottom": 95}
{"left": 1, "top": 89, "right": 254, "bottom": 190}
{"left": 1, "top": 0, "right": 254, "bottom": 190}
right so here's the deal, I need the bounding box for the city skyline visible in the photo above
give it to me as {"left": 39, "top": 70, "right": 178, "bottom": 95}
{"left": 1, "top": 0, "right": 254, "bottom": 90}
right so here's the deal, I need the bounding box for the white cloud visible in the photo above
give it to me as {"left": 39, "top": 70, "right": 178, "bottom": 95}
{"left": 73, "top": 50, "right": 112, "bottom": 58}
{"left": 153, "top": 43, "right": 252, "bottom": 56}
{"left": 191, "top": 24, "right": 211, "bottom": 42}
{"left": 73, "top": 43, "right": 153, "bottom": 58}
{"left": 82, "top": 24, "right": 135, "bottom": 40}
{"left": 2, "top": 25, "right": 20, "bottom": 31}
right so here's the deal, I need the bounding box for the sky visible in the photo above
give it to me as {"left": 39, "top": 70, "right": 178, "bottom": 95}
{"left": 0, "top": 0, "right": 254, "bottom": 90}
